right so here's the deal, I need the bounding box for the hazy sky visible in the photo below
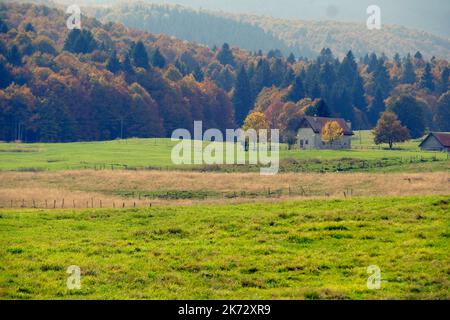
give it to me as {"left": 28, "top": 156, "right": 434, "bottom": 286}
{"left": 146, "top": 0, "right": 449, "bottom": 37}
{"left": 57, "top": 0, "right": 449, "bottom": 37}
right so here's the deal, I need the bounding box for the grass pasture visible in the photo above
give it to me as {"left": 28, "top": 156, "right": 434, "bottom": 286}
{"left": 0, "top": 196, "right": 449, "bottom": 299}
{"left": 0, "top": 132, "right": 448, "bottom": 173}
{"left": 0, "top": 171, "right": 448, "bottom": 208}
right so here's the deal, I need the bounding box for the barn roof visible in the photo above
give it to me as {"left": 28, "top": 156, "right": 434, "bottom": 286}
{"left": 420, "top": 132, "right": 450, "bottom": 147}
{"left": 299, "top": 116, "right": 354, "bottom": 136}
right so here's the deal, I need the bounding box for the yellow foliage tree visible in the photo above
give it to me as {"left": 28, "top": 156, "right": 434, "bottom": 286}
{"left": 321, "top": 121, "right": 344, "bottom": 145}
{"left": 242, "top": 112, "right": 270, "bottom": 148}
{"left": 242, "top": 112, "right": 269, "bottom": 132}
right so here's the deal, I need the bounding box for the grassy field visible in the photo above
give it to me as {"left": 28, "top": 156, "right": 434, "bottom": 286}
{"left": 0, "top": 171, "right": 448, "bottom": 208}
{"left": 0, "top": 132, "right": 448, "bottom": 173}
{"left": 0, "top": 196, "right": 449, "bottom": 299}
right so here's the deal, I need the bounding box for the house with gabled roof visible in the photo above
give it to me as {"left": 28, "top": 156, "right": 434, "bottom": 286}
{"left": 419, "top": 132, "right": 450, "bottom": 152}
{"left": 295, "top": 116, "right": 354, "bottom": 150}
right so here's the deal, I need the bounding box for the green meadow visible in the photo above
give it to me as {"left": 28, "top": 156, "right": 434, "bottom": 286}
{"left": 0, "top": 196, "right": 449, "bottom": 299}
{"left": 0, "top": 131, "right": 448, "bottom": 172}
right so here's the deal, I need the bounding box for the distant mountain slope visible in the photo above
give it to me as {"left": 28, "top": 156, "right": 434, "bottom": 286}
{"left": 91, "top": 2, "right": 450, "bottom": 59}
{"left": 91, "top": 3, "right": 291, "bottom": 54}
{"left": 238, "top": 14, "right": 450, "bottom": 60}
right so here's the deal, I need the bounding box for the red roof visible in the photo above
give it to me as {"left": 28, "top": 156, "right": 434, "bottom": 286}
{"left": 300, "top": 116, "right": 354, "bottom": 136}
{"left": 431, "top": 132, "right": 450, "bottom": 147}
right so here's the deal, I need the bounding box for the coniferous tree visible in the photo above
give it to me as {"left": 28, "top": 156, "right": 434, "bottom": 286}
{"left": 368, "top": 89, "right": 386, "bottom": 126}
{"left": 352, "top": 73, "right": 366, "bottom": 110}
{"left": 131, "top": 41, "right": 150, "bottom": 69}
{"left": 319, "top": 62, "right": 336, "bottom": 90}
{"left": 252, "top": 58, "right": 272, "bottom": 97}
{"left": 63, "top": 29, "right": 97, "bottom": 54}
{"left": 217, "top": 43, "right": 235, "bottom": 67}
{"left": 151, "top": 48, "right": 166, "bottom": 68}
{"left": 285, "top": 76, "right": 305, "bottom": 102}
{"left": 367, "top": 53, "right": 378, "bottom": 73}
{"left": 393, "top": 53, "right": 401, "bottom": 67}
{"left": 439, "top": 67, "right": 449, "bottom": 94}
{"left": 401, "top": 58, "right": 416, "bottom": 84}
{"left": 106, "top": 51, "right": 121, "bottom": 73}
{"left": 233, "top": 66, "right": 253, "bottom": 126}
{"left": 193, "top": 65, "right": 204, "bottom": 82}
{"left": 270, "top": 58, "right": 286, "bottom": 87}
{"left": 414, "top": 51, "right": 423, "bottom": 61}
{"left": 316, "top": 99, "right": 331, "bottom": 117}
{"left": 310, "top": 81, "right": 321, "bottom": 100}
{"left": 373, "top": 60, "right": 392, "bottom": 98}
{"left": 389, "top": 95, "right": 426, "bottom": 138}
{"left": 419, "top": 63, "right": 434, "bottom": 91}
{"left": 7, "top": 45, "right": 22, "bottom": 66}
{"left": 281, "top": 67, "right": 295, "bottom": 88}
{"left": 287, "top": 53, "right": 296, "bottom": 64}
{"left": 122, "top": 53, "right": 134, "bottom": 74}
{"left": 0, "top": 57, "right": 13, "bottom": 88}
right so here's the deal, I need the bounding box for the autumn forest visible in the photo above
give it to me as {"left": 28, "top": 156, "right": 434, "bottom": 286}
{"left": 0, "top": 2, "right": 449, "bottom": 143}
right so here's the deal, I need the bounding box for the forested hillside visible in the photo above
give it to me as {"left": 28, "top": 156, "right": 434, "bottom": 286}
{"left": 91, "top": 2, "right": 450, "bottom": 59}
{"left": 91, "top": 3, "right": 291, "bottom": 56}
{"left": 0, "top": 2, "right": 449, "bottom": 143}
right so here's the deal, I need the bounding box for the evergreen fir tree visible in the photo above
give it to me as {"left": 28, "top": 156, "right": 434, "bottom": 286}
{"left": 439, "top": 67, "right": 449, "bottom": 94}
{"left": 233, "top": 66, "right": 253, "bottom": 126}
{"left": 316, "top": 99, "right": 331, "bottom": 117}
{"left": 63, "top": 29, "right": 98, "bottom": 54}
{"left": 368, "top": 89, "right": 386, "bottom": 126}
{"left": 193, "top": 65, "right": 204, "bottom": 82}
{"left": 0, "top": 58, "right": 13, "bottom": 88}
{"left": 122, "top": 53, "right": 134, "bottom": 74}
{"left": 217, "top": 43, "right": 235, "bottom": 66}
{"left": 285, "top": 76, "right": 305, "bottom": 102}
{"left": 287, "top": 53, "right": 296, "bottom": 64}
{"left": 367, "top": 53, "right": 378, "bottom": 73}
{"left": 131, "top": 41, "right": 150, "bottom": 69}
{"left": 106, "top": 51, "right": 121, "bottom": 74}
{"left": 373, "top": 60, "right": 392, "bottom": 98}
{"left": 352, "top": 74, "right": 366, "bottom": 110}
{"left": 393, "top": 53, "right": 401, "bottom": 67}
{"left": 281, "top": 68, "right": 295, "bottom": 88}
{"left": 7, "top": 45, "right": 22, "bottom": 66}
{"left": 151, "top": 48, "right": 166, "bottom": 69}
{"left": 414, "top": 51, "right": 423, "bottom": 61}
{"left": 419, "top": 63, "right": 434, "bottom": 91}
{"left": 401, "top": 58, "right": 416, "bottom": 84}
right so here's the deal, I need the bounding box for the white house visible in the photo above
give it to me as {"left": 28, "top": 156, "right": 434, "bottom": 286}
{"left": 296, "top": 116, "right": 354, "bottom": 150}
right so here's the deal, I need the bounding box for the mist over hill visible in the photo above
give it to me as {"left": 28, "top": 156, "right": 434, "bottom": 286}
{"left": 52, "top": 0, "right": 450, "bottom": 38}
{"left": 90, "top": 2, "right": 450, "bottom": 59}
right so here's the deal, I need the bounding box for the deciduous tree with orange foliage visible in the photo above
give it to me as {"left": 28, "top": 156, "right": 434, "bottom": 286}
{"left": 373, "top": 112, "right": 410, "bottom": 149}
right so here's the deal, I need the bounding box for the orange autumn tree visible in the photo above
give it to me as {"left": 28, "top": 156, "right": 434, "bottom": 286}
{"left": 321, "top": 121, "right": 344, "bottom": 145}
